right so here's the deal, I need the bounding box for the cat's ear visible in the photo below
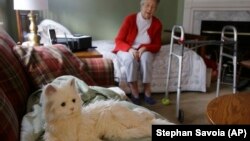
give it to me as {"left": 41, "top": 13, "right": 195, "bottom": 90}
{"left": 44, "top": 84, "right": 57, "bottom": 96}
{"left": 69, "top": 78, "right": 76, "bottom": 88}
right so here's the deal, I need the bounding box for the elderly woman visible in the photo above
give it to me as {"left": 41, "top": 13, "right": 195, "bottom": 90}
{"left": 113, "top": 0, "right": 162, "bottom": 105}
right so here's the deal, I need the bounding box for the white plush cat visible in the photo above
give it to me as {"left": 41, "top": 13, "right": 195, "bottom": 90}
{"left": 42, "top": 78, "right": 172, "bottom": 141}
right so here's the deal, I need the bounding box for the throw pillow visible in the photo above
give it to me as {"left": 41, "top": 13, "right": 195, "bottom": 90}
{"left": 13, "top": 44, "right": 96, "bottom": 90}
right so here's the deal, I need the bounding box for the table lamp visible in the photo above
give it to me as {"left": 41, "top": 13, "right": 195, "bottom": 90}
{"left": 14, "top": 0, "right": 48, "bottom": 46}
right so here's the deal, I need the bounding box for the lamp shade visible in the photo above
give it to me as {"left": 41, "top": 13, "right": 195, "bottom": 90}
{"left": 14, "top": 0, "right": 48, "bottom": 11}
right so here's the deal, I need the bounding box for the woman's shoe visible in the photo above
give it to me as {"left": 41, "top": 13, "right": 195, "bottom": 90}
{"left": 144, "top": 96, "right": 156, "bottom": 105}
{"left": 131, "top": 97, "right": 141, "bottom": 105}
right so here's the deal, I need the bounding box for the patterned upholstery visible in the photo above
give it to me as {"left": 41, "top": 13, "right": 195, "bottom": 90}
{"left": 0, "top": 89, "right": 19, "bottom": 141}
{"left": 13, "top": 44, "right": 96, "bottom": 90}
{"left": 0, "top": 29, "right": 30, "bottom": 122}
{"left": 0, "top": 28, "right": 115, "bottom": 141}
{"left": 84, "top": 58, "right": 115, "bottom": 87}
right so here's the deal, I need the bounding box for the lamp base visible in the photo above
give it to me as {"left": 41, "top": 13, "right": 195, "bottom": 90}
{"left": 28, "top": 32, "right": 40, "bottom": 46}
{"left": 28, "top": 11, "right": 40, "bottom": 46}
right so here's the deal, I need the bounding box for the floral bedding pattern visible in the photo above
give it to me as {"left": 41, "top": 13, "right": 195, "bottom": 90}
{"left": 92, "top": 40, "right": 207, "bottom": 93}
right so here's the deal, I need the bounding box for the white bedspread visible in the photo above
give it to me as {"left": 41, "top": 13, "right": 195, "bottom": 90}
{"left": 92, "top": 40, "right": 207, "bottom": 93}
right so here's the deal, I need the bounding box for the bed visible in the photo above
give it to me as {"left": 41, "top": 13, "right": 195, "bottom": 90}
{"left": 92, "top": 39, "right": 208, "bottom": 94}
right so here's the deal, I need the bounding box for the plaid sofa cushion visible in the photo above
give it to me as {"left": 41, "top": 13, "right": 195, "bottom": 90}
{"left": 83, "top": 58, "right": 115, "bottom": 87}
{"left": 0, "top": 88, "right": 19, "bottom": 141}
{"left": 0, "top": 31, "right": 30, "bottom": 122}
{"left": 13, "top": 44, "right": 96, "bottom": 90}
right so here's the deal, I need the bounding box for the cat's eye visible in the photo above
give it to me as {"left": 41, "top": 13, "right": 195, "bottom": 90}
{"left": 72, "top": 99, "right": 76, "bottom": 103}
{"left": 61, "top": 102, "right": 66, "bottom": 107}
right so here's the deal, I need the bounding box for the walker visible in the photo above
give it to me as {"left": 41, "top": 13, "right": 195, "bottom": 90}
{"left": 163, "top": 25, "right": 238, "bottom": 123}
{"left": 163, "top": 25, "right": 185, "bottom": 122}
{"left": 216, "top": 26, "right": 238, "bottom": 97}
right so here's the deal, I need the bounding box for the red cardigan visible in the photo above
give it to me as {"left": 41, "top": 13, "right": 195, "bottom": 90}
{"left": 113, "top": 13, "right": 162, "bottom": 53}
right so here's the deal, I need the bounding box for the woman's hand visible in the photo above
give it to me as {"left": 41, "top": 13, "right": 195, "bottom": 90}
{"left": 138, "top": 47, "right": 146, "bottom": 58}
{"left": 129, "top": 48, "right": 139, "bottom": 61}
{"left": 129, "top": 47, "right": 147, "bottom": 61}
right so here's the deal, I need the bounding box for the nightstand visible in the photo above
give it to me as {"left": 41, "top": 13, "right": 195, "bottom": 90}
{"left": 74, "top": 48, "right": 103, "bottom": 58}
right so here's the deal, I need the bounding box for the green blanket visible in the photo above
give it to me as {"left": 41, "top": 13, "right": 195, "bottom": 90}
{"left": 21, "top": 75, "right": 167, "bottom": 141}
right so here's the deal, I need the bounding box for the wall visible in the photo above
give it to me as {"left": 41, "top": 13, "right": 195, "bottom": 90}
{"left": 0, "top": 0, "right": 5, "bottom": 28}
{"left": 42, "top": 0, "right": 181, "bottom": 40}
{"left": 5, "top": 0, "right": 183, "bottom": 41}
{"left": 176, "top": 0, "right": 184, "bottom": 25}
{"left": 1, "top": 0, "right": 18, "bottom": 40}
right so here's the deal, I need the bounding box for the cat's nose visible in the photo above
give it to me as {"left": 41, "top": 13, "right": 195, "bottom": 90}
{"left": 70, "top": 107, "right": 74, "bottom": 111}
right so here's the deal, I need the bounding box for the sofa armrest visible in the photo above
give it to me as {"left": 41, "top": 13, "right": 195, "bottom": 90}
{"left": 82, "top": 58, "right": 115, "bottom": 87}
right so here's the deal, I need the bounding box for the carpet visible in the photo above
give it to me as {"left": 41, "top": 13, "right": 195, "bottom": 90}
{"left": 140, "top": 83, "right": 250, "bottom": 125}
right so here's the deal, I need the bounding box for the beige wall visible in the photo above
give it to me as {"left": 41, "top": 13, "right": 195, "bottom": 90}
{"left": 42, "top": 0, "right": 182, "bottom": 40}
{"left": 2, "top": 0, "right": 17, "bottom": 39}
{"left": 6, "top": 0, "right": 183, "bottom": 41}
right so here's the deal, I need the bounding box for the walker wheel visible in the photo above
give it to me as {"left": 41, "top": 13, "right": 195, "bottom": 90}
{"left": 178, "top": 109, "right": 184, "bottom": 123}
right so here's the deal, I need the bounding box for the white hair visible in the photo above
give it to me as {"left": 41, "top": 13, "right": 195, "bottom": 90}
{"left": 140, "top": 0, "right": 160, "bottom": 6}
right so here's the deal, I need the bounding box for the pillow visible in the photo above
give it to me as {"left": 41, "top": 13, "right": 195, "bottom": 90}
{"left": 13, "top": 44, "right": 96, "bottom": 90}
{"left": 38, "top": 19, "right": 73, "bottom": 45}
